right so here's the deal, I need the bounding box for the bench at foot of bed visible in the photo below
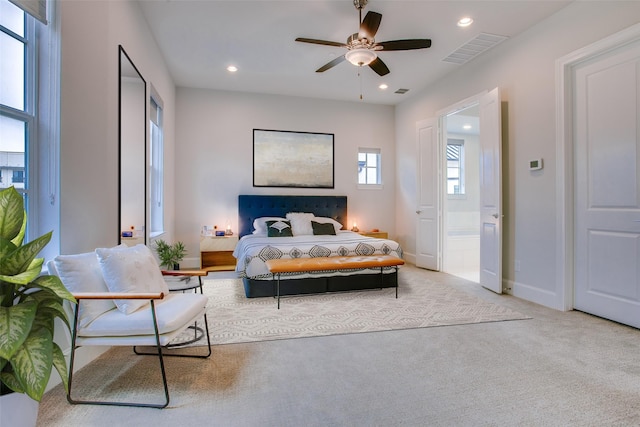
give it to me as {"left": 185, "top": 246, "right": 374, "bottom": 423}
{"left": 265, "top": 255, "right": 405, "bottom": 309}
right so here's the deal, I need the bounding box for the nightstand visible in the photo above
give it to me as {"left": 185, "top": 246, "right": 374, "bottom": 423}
{"left": 359, "top": 231, "right": 389, "bottom": 239}
{"left": 200, "top": 235, "right": 239, "bottom": 271}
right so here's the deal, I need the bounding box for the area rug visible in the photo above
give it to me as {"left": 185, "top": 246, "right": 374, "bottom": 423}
{"left": 196, "top": 266, "right": 530, "bottom": 345}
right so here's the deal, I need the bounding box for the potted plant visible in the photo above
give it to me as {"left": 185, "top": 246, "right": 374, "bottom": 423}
{"left": 0, "top": 186, "right": 76, "bottom": 425}
{"left": 154, "top": 239, "right": 187, "bottom": 270}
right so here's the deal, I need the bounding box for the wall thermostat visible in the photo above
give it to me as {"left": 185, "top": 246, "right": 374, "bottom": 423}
{"left": 529, "top": 158, "right": 543, "bottom": 171}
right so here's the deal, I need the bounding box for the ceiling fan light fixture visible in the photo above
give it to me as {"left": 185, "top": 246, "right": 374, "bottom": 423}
{"left": 345, "top": 48, "right": 377, "bottom": 66}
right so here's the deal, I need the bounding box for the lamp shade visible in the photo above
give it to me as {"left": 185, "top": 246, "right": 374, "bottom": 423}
{"left": 345, "top": 48, "right": 377, "bottom": 66}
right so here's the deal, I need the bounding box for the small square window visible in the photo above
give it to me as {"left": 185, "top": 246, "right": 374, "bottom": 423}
{"left": 358, "top": 148, "right": 381, "bottom": 186}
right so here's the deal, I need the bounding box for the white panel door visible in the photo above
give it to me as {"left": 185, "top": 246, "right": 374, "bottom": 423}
{"left": 574, "top": 40, "right": 640, "bottom": 328}
{"left": 416, "top": 118, "right": 440, "bottom": 270}
{"left": 479, "top": 88, "right": 502, "bottom": 293}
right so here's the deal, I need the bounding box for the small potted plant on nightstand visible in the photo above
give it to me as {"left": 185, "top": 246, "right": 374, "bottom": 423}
{"left": 154, "top": 239, "right": 187, "bottom": 270}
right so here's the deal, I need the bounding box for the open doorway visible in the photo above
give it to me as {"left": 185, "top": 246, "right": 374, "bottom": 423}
{"left": 442, "top": 104, "right": 480, "bottom": 283}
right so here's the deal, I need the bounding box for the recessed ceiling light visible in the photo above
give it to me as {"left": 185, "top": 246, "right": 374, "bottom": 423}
{"left": 463, "top": 124, "right": 472, "bottom": 130}
{"left": 227, "top": 65, "right": 238, "bottom": 72}
{"left": 379, "top": 84, "right": 388, "bottom": 90}
{"left": 457, "top": 17, "right": 473, "bottom": 27}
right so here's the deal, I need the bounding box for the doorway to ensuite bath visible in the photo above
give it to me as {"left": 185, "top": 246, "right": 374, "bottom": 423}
{"left": 442, "top": 104, "right": 480, "bottom": 283}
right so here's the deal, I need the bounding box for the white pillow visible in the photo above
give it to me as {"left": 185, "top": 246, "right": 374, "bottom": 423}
{"left": 253, "top": 217, "right": 287, "bottom": 235}
{"left": 286, "top": 212, "right": 315, "bottom": 236}
{"left": 52, "top": 251, "right": 117, "bottom": 328}
{"left": 96, "top": 244, "right": 170, "bottom": 315}
{"left": 310, "top": 216, "right": 343, "bottom": 234}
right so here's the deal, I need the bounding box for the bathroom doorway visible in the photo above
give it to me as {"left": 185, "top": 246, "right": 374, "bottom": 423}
{"left": 442, "top": 104, "right": 480, "bottom": 283}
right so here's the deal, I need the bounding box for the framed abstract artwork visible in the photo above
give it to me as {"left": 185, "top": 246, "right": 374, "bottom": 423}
{"left": 253, "top": 129, "right": 335, "bottom": 188}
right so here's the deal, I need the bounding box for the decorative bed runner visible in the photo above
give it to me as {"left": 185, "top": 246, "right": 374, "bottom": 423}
{"left": 186, "top": 264, "right": 530, "bottom": 345}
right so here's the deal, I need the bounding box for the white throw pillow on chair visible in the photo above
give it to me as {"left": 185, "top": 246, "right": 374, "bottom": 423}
{"left": 96, "top": 244, "right": 170, "bottom": 315}
{"left": 52, "top": 251, "right": 118, "bottom": 328}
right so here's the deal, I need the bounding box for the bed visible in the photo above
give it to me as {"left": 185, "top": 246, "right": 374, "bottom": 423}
{"left": 234, "top": 195, "right": 403, "bottom": 298}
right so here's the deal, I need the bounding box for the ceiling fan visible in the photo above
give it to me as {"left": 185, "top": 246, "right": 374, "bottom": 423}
{"left": 295, "top": 0, "right": 432, "bottom": 76}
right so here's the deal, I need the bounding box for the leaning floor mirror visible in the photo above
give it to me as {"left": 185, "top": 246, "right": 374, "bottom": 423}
{"left": 118, "top": 45, "right": 147, "bottom": 246}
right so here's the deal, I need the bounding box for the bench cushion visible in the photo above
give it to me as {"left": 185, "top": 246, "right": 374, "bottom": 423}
{"left": 265, "top": 255, "right": 404, "bottom": 274}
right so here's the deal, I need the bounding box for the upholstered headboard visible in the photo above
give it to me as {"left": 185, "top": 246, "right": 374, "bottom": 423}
{"left": 238, "top": 195, "right": 347, "bottom": 238}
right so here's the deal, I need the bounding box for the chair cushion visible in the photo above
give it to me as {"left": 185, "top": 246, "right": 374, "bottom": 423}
{"left": 52, "top": 250, "right": 118, "bottom": 328}
{"left": 78, "top": 293, "right": 207, "bottom": 337}
{"left": 96, "top": 244, "right": 170, "bottom": 315}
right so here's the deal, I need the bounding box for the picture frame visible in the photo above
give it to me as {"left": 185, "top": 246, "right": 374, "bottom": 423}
{"left": 253, "top": 129, "right": 335, "bottom": 188}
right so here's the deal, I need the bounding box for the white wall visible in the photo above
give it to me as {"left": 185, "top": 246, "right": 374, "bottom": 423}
{"left": 59, "top": 0, "right": 175, "bottom": 255}
{"left": 394, "top": 1, "right": 640, "bottom": 308}
{"left": 174, "top": 89, "right": 395, "bottom": 266}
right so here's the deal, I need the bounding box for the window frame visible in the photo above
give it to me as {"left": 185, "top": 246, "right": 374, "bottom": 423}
{"left": 1, "top": 2, "right": 38, "bottom": 234}
{"left": 446, "top": 138, "right": 465, "bottom": 197}
{"left": 149, "top": 86, "right": 164, "bottom": 237}
{"left": 357, "top": 147, "right": 383, "bottom": 189}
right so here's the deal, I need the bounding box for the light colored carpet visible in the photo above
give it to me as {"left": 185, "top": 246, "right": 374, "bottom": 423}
{"left": 196, "top": 268, "right": 529, "bottom": 345}
{"left": 37, "top": 265, "right": 640, "bottom": 426}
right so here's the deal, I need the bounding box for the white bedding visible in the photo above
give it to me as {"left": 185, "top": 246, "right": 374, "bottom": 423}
{"left": 233, "top": 231, "right": 403, "bottom": 280}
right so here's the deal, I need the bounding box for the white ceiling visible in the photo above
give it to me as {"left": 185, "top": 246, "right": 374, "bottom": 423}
{"left": 138, "top": 0, "right": 572, "bottom": 106}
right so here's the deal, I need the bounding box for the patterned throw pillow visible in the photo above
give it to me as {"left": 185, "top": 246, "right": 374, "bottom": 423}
{"left": 311, "top": 220, "right": 336, "bottom": 235}
{"left": 252, "top": 217, "right": 287, "bottom": 235}
{"left": 266, "top": 220, "right": 294, "bottom": 237}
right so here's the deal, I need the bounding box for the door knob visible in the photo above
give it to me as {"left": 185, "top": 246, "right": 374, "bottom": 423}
{"left": 492, "top": 213, "right": 500, "bottom": 219}
{"left": 416, "top": 210, "right": 422, "bottom": 214}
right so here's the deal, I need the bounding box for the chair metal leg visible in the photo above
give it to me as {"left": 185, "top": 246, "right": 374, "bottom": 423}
{"left": 67, "top": 301, "right": 173, "bottom": 409}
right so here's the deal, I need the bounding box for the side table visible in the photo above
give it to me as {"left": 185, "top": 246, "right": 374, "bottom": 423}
{"left": 200, "top": 235, "right": 239, "bottom": 271}
{"left": 359, "top": 231, "right": 389, "bottom": 239}
{"left": 161, "top": 269, "right": 208, "bottom": 347}
{"left": 162, "top": 269, "right": 207, "bottom": 293}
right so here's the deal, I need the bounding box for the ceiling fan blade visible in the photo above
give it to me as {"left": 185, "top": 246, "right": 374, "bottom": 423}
{"left": 377, "top": 39, "right": 432, "bottom": 51}
{"left": 295, "top": 37, "right": 347, "bottom": 48}
{"left": 359, "top": 11, "right": 382, "bottom": 40}
{"left": 316, "top": 55, "right": 346, "bottom": 73}
{"left": 368, "top": 57, "right": 390, "bottom": 76}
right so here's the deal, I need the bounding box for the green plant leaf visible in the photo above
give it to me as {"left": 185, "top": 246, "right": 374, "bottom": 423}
{"left": 10, "top": 210, "right": 27, "bottom": 247}
{"left": 31, "top": 274, "right": 76, "bottom": 303}
{"left": 0, "top": 232, "right": 51, "bottom": 277}
{"left": 0, "top": 187, "right": 24, "bottom": 242}
{"left": 0, "top": 258, "right": 44, "bottom": 286}
{"left": 0, "top": 236, "right": 17, "bottom": 261}
{"left": 51, "top": 343, "right": 69, "bottom": 393}
{"left": 11, "top": 327, "right": 53, "bottom": 401}
{"left": 0, "top": 301, "right": 37, "bottom": 360}
{"left": 0, "top": 370, "right": 25, "bottom": 394}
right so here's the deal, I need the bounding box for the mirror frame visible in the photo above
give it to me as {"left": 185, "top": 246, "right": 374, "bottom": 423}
{"left": 118, "top": 45, "right": 147, "bottom": 245}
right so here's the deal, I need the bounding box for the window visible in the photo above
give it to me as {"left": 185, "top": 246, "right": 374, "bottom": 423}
{"left": 447, "top": 139, "right": 465, "bottom": 195}
{"left": 0, "top": 0, "right": 36, "bottom": 217}
{"left": 358, "top": 148, "right": 382, "bottom": 186}
{"left": 149, "top": 91, "right": 164, "bottom": 236}
{"left": 12, "top": 169, "right": 24, "bottom": 183}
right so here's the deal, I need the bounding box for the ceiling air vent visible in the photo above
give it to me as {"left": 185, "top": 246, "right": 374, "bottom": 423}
{"left": 395, "top": 88, "right": 409, "bottom": 94}
{"left": 443, "top": 33, "right": 509, "bottom": 65}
